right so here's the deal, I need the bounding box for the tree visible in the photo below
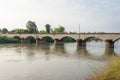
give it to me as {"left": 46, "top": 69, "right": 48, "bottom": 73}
{"left": 45, "top": 24, "right": 51, "bottom": 33}
{"left": 10, "top": 29, "right": 28, "bottom": 34}
{"left": 53, "top": 25, "right": 65, "bottom": 33}
{"left": 39, "top": 30, "right": 46, "bottom": 34}
{"left": 26, "top": 20, "right": 38, "bottom": 33}
{"left": 2, "top": 28, "right": 8, "bottom": 34}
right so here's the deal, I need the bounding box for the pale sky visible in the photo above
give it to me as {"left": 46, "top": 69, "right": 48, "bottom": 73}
{"left": 0, "top": 0, "right": 120, "bottom": 32}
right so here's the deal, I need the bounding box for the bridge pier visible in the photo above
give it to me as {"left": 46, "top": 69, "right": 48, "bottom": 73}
{"left": 54, "top": 39, "right": 64, "bottom": 45}
{"left": 105, "top": 40, "right": 114, "bottom": 48}
{"left": 77, "top": 39, "right": 86, "bottom": 46}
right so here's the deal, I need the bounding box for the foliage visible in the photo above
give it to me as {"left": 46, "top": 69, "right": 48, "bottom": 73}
{"left": 26, "top": 20, "right": 38, "bottom": 33}
{"left": 44, "top": 37, "right": 54, "bottom": 43}
{"left": 89, "top": 57, "right": 120, "bottom": 80}
{"left": 39, "top": 30, "right": 46, "bottom": 34}
{"left": 52, "top": 25, "right": 65, "bottom": 33}
{"left": 28, "top": 37, "right": 36, "bottom": 43}
{"left": 63, "top": 38, "right": 76, "bottom": 42}
{"left": 10, "top": 29, "right": 28, "bottom": 34}
{"left": 2, "top": 28, "right": 9, "bottom": 34}
{"left": 69, "top": 32, "right": 77, "bottom": 34}
{"left": 0, "top": 36, "right": 20, "bottom": 43}
{"left": 45, "top": 24, "right": 51, "bottom": 33}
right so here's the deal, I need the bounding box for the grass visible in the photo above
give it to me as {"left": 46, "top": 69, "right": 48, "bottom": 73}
{"left": 89, "top": 57, "right": 120, "bottom": 80}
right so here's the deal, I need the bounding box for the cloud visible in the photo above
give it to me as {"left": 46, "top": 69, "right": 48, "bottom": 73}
{"left": 0, "top": 0, "right": 119, "bottom": 32}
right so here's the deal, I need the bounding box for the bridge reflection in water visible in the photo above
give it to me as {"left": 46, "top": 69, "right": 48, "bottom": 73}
{"left": 11, "top": 41, "right": 120, "bottom": 61}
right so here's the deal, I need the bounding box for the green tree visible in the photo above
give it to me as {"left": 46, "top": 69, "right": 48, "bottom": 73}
{"left": 53, "top": 25, "right": 65, "bottom": 33}
{"left": 45, "top": 24, "right": 51, "bottom": 33}
{"left": 26, "top": 20, "right": 38, "bottom": 33}
{"left": 39, "top": 30, "right": 46, "bottom": 34}
{"left": 10, "top": 29, "right": 28, "bottom": 34}
{"left": 2, "top": 28, "right": 8, "bottom": 34}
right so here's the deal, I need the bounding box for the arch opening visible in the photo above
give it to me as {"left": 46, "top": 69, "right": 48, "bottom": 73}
{"left": 114, "top": 38, "right": 120, "bottom": 48}
{"left": 85, "top": 37, "right": 105, "bottom": 48}
{"left": 60, "top": 36, "right": 76, "bottom": 43}
{"left": 84, "top": 37, "right": 103, "bottom": 42}
{"left": 41, "top": 36, "right": 54, "bottom": 43}
{"left": 12, "top": 36, "right": 21, "bottom": 43}
{"left": 26, "top": 36, "right": 36, "bottom": 43}
{"left": 114, "top": 38, "right": 120, "bottom": 43}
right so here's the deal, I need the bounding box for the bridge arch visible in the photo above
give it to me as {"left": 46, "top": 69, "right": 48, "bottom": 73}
{"left": 41, "top": 36, "right": 54, "bottom": 43}
{"left": 60, "top": 36, "right": 76, "bottom": 42}
{"left": 84, "top": 37, "right": 103, "bottom": 42}
{"left": 113, "top": 38, "right": 120, "bottom": 43}
{"left": 113, "top": 38, "right": 120, "bottom": 48}
{"left": 25, "top": 36, "right": 36, "bottom": 43}
{"left": 12, "top": 36, "right": 21, "bottom": 40}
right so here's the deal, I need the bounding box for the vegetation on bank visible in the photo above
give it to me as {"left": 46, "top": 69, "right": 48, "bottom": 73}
{"left": 89, "top": 57, "right": 120, "bottom": 80}
{"left": 0, "top": 36, "right": 76, "bottom": 43}
{"left": 0, "top": 36, "right": 20, "bottom": 43}
{"left": 63, "top": 38, "right": 76, "bottom": 42}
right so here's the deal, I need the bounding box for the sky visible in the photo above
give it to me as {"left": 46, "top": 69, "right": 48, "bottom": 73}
{"left": 0, "top": 0, "right": 120, "bottom": 32}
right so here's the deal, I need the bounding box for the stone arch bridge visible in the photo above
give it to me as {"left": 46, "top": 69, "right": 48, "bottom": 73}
{"left": 1, "top": 33, "right": 120, "bottom": 48}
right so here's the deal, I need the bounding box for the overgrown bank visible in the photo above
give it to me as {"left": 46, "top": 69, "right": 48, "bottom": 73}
{"left": 0, "top": 36, "right": 20, "bottom": 43}
{"left": 90, "top": 57, "right": 120, "bottom": 80}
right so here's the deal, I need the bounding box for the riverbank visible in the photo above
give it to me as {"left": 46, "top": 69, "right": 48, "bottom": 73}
{"left": 0, "top": 36, "right": 20, "bottom": 43}
{"left": 90, "top": 57, "right": 120, "bottom": 80}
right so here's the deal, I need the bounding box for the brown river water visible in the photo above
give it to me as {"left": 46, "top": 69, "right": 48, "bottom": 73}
{"left": 0, "top": 40, "right": 120, "bottom": 80}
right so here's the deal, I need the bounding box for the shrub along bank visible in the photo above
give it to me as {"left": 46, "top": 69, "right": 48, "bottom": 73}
{"left": 0, "top": 36, "right": 20, "bottom": 43}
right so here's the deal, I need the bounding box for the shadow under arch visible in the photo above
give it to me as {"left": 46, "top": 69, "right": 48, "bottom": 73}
{"left": 12, "top": 36, "right": 21, "bottom": 40}
{"left": 41, "top": 36, "right": 54, "bottom": 43}
{"left": 11, "top": 36, "right": 21, "bottom": 43}
{"left": 60, "top": 36, "right": 76, "bottom": 43}
{"left": 26, "top": 36, "right": 36, "bottom": 43}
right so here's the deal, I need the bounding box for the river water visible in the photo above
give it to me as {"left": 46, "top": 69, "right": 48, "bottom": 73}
{"left": 0, "top": 41, "right": 120, "bottom": 80}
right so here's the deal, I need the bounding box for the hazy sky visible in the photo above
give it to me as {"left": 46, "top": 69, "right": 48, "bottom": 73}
{"left": 0, "top": 0, "right": 120, "bottom": 32}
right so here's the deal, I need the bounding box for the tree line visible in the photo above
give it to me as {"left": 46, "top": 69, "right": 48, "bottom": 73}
{"left": 0, "top": 20, "right": 75, "bottom": 43}
{"left": 0, "top": 20, "right": 105, "bottom": 43}
{"left": 0, "top": 20, "right": 66, "bottom": 34}
{"left": 0, "top": 20, "right": 115, "bottom": 34}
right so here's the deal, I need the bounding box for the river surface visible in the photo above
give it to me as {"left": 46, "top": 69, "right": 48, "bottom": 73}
{"left": 0, "top": 41, "right": 120, "bottom": 80}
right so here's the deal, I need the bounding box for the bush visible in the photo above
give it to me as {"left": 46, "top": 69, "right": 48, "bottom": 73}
{"left": 0, "top": 36, "right": 20, "bottom": 43}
